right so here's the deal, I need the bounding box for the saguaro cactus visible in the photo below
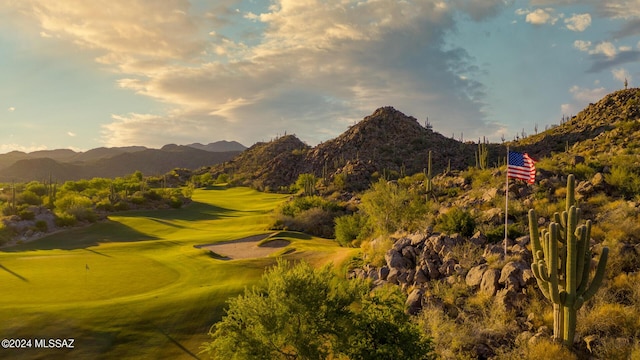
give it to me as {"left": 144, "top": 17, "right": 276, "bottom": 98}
{"left": 426, "top": 150, "right": 433, "bottom": 193}
{"left": 528, "top": 174, "right": 608, "bottom": 347}
{"left": 475, "top": 140, "right": 489, "bottom": 170}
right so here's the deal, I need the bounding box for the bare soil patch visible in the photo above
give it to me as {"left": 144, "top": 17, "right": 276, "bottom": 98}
{"left": 195, "top": 233, "right": 290, "bottom": 260}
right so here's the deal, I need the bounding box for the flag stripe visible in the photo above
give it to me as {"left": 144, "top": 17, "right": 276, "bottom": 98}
{"left": 507, "top": 152, "right": 536, "bottom": 184}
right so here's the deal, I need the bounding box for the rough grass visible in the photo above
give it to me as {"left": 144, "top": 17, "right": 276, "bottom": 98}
{"left": 0, "top": 186, "right": 358, "bottom": 359}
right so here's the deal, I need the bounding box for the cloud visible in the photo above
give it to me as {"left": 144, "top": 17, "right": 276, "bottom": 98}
{"left": 569, "top": 85, "right": 608, "bottom": 103}
{"left": 560, "top": 84, "right": 608, "bottom": 116}
{"left": 450, "top": 0, "right": 512, "bottom": 21}
{"left": 575, "top": 40, "right": 619, "bottom": 58}
{"left": 598, "top": 1, "right": 640, "bottom": 20}
{"left": 573, "top": 40, "right": 592, "bottom": 51}
{"left": 11, "top": 0, "right": 206, "bottom": 72}
{"left": 11, "top": 0, "right": 499, "bottom": 147}
{"left": 565, "top": 13, "right": 591, "bottom": 31}
{"left": 587, "top": 50, "right": 640, "bottom": 73}
{"left": 7, "top": 107, "right": 15, "bottom": 112}
{"left": 523, "top": 8, "right": 562, "bottom": 25}
{"left": 591, "top": 42, "right": 618, "bottom": 58}
{"left": 612, "top": 67, "right": 632, "bottom": 83}
{"left": 67, "top": 131, "right": 76, "bottom": 137}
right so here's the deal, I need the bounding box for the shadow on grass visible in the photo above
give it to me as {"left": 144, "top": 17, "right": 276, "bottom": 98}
{"left": 0, "top": 220, "right": 160, "bottom": 252}
{"left": 271, "top": 231, "right": 312, "bottom": 240}
{"left": 0, "top": 264, "right": 29, "bottom": 282}
{"left": 115, "top": 201, "right": 238, "bottom": 222}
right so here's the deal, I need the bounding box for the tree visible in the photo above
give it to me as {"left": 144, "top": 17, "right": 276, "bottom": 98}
{"left": 202, "top": 260, "right": 434, "bottom": 360}
{"left": 295, "top": 173, "right": 317, "bottom": 196}
{"left": 359, "top": 179, "right": 427, "bottom": 234}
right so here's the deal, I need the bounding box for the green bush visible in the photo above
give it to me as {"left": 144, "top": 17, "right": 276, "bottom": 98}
{"left": 34, "top": 220, "right": 48, "bottom": 232}
{"left": 55, "top": 213, "right": 77, "bottom": 227}
{"left": 167, "top": 196, "right": 183, "bottom": 209}
{"left": 334, "top": 213, "right": 367, "bottom": 247}
{"left": 18, "top": 190, "right": 42, "bottom": 206}
{"left": 18, "top": 209, "right": 35, "bottom": 221}
{"left": 203, "top": 260, "right": 434, "bottom": 360}
{"left": 436, "top": 208, "right": 476, "bottom": 237}
{"left": 605, "top": 166, "right": 640, "bottom": 198}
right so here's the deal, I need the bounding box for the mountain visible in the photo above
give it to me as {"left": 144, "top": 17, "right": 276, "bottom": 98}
{"left": 211, "top": 107, "right": 482, "bottom": 191}
{"left": 301, "top": 106, "right": 478, "bottom": 189}
{"left": 211, "top": 89, "right": 640, "bottom": 191}
{"left": 212, "top": 135, "right": 310, "bottom": 191}
{"left": 0, "top": 144, "right": 242, "bottom": 182}
{"left": 69, "top": 146, "right": 148, "bottom": 163}
{"left": 512, "top": 88, "right": 640, "bottom": 159}
{"left": 187, "top": 140, "right": 247, "bottom": 152}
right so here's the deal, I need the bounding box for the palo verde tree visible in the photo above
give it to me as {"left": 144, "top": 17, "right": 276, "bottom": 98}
{"left": 202, "top": 259, "right": 434, "bottom": 360}
{"left": 528, "top": 174, "right": 609, "bottom": 347}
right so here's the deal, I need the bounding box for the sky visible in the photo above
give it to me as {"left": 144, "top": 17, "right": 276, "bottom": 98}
{"left": 1, "top": 0, "right": 640, "bottom": 153}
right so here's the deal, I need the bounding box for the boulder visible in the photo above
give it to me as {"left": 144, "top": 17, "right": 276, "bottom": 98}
{"left": 466, "top": 264, "right": 488, "bottom": 287}
{"left": 378, "top": 266, "right": 390, "bottom": 281}
{"left": 385, "top": 249, "right": 411, "bottom": 269}
{"left": 406, "top": 288, "right": 424, "bottom": 315}
{"left": 480, "top": 268, "right": 501, "bottom": 296}
{"left": 499, "top": 261, "right": 529, "bottom": 291}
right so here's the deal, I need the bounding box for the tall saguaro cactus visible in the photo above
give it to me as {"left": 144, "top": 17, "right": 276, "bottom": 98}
{"left": 528, "top": 174, "right": 609, "bottom": 347}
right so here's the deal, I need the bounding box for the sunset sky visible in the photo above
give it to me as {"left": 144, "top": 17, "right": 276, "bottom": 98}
{"left": 1, "top": 0, "right": 640, "bottom": 153}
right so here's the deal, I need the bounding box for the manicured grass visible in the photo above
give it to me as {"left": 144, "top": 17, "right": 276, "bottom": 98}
{"left": 0, "top": 186, "right": 358, "bottom": 359}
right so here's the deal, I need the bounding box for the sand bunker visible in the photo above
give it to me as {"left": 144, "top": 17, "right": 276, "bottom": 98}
{"left": 195, "top": 233, "right": 290, "bottom": 260}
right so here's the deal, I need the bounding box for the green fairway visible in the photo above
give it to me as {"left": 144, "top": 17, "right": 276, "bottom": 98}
{"left": 0, "top": 186, "right": 358, "bottom": 359}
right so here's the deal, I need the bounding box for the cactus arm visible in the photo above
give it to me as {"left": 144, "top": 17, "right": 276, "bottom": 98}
{"left": 575, "top": 226, "right": 587, "bottom": 290}
{"left": 580, "top": 247, "right": 609, "bottom": 302}
{"left": 529, "top": 209, "right": 541, "bottom": 254}
{"left": 531, "top": 263, "right": 551, "bottom": 300}
{"left": 566, "top": 174, "right": 575, "bottom": 210}
{"left": 547, "top": 223, "right": 561, "bottom": 304}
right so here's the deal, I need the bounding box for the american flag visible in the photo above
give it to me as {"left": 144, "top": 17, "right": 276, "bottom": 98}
{"left": 508, "top": 151, "right": 536, "bottom": 184}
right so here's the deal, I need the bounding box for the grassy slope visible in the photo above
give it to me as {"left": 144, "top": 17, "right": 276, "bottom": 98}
{"left": 0, "top": 186, "right": 357, "bottom": 359}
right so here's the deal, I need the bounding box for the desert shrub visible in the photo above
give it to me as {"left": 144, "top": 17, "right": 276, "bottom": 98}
{"left": 25, "top": 181, "right": 47, "bottom": 197}
{"left": 334, "top": 213, "right": 368, "bottom": 247}
{"left": 293, "top": 173, "right": 317, "bottom": 196}
{"left": 360, "top": 179, "right": 429, "bottom": 234}
{"left": 55, "top": 213, "right": 77, "bottom": 227}
{"left": 215, "top": 173, "right": 229, "bottom": 184}
{"left": 0, "top": 224, "right": 15, "bottom": 245}
{"left": 571, "top": 163, "right": 596, "bottom": 180}
{"left": 18, "top": 190, "right": 42, "bottom": 206}
{"left": 54, "top": 193, "right": 95, "bottom": 222}
{"left": 114, "top": 202, "right": 130, "bottom": 211}
{"left": 435, "top": 208, "right": 476, "bottom": 237}
{"left": 130, "top": 194, "right": 146, "bottom": 205}
{"left": 578, "top": 302, "right": 639, "bottom": 339}
{"left": 605, "top": 166, "right": 640, "bottom": 198}
{"left": 18, "top": 209, "right": 35, "bottom": 221}
{"left": 279, "top": 196, "right": 341, "bottom": 217}
{"left": 493, "top": 336, "right": 577, "bottom": 360}
{"left": 484, "top": 224, "right": 524, "bottom": 243}
{"left": 34, "top": 220, "right": 48, "bottom": 232}
{"left": 167, "top": 196, "right": 183, "bottom": 209}
{"left": 143, "top": 189, "right": 163, "bottom": 201}
{"left": 418, "top": 306, "right": 477, "bottom": 359}
{"left": 203, "top": 260, "right": 434, "bottom": 360}
{"left": 361, "top": 236, "right": 395, "bottom": 267}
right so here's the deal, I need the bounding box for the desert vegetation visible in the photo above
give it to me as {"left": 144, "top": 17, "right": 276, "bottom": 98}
{"left": 3, "top": 90, "right": 640, "bottom": 359}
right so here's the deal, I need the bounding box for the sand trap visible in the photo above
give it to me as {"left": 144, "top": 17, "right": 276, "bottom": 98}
{"left": 195, "top": 233, "right": 291, "bottom": 260}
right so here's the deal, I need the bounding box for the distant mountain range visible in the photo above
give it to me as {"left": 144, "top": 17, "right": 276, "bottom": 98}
{"left": 0, "top": 141, "right": 246, "bottom": 182}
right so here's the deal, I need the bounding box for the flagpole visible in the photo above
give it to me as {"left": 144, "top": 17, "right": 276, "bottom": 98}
{"left": 505, "top": 146, "right": 509, "bottom": 257}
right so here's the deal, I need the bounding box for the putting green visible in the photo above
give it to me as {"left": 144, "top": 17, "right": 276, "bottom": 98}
{"left": 0, "top": 186, "right": 358, "bottom": 359}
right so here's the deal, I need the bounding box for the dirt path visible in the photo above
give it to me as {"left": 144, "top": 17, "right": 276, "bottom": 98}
{"left": 195, "top": 233, "right": 290, "bottom": 260}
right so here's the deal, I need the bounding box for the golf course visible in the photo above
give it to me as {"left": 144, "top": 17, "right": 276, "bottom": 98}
{"left": 0, "top": 186, "right": 357, "bottom": 359}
